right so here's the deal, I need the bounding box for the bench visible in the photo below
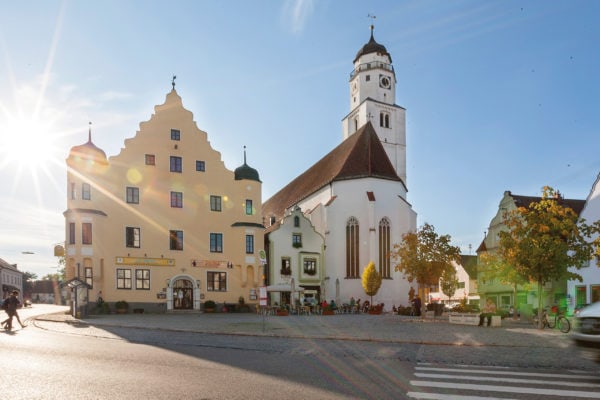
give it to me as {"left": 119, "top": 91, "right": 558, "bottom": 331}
{"left": 449, "top": 313, "right": 501, "bottom": 327}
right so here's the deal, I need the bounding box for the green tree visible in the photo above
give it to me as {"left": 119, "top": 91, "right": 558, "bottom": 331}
{"left": 392, "top": 223, "right": 461, "bottom": 316}
{"left": 440, "top": 267, "right": 459, "bottom": 302}
{"left": 361, "top": 261, "right": 382, "bottom": 306}
{"left": 478, "top": 251, "right": 529, "bottom": 310}
{"left": 498, "top": 186, "right": 600, "bottom": 328}
{"left": 22, "top": 271, "right": 38, "bottom": 297}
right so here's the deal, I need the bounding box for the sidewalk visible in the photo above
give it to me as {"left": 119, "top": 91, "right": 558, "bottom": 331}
{"left": 34, "top": 309, "right": 571, "bottom": 349}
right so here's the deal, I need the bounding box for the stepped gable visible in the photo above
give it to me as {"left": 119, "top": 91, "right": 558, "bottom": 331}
{"left": 263, "top": 122, "right": 403, "bottom": 221}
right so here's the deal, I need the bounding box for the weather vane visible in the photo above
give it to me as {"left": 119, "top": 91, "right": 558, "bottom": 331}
{"left": 367, "top": 13, "right": 376, "bottom": 31}
{"left": 172, "top": 75, "right": 176, "bottom": 90}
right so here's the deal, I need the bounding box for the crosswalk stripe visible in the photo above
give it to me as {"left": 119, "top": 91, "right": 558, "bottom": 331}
{"left": 416, "top": 366, "right": 598, "bottom": 380}
{"left": 415, "top": 372, "right": 600, "bottom": 388}
{"left": 410, "top": 380, "right": 600, "bottom": 398}
{"left": 406, "top": 392, "right": 518, "bottom": 400}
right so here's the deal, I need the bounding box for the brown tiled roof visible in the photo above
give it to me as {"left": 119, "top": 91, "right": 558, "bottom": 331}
{"left": 262, "top": 122, "right": 404, "bottom": 220}
{"left": 510, "top": 192, "right": 586, "bottom": 216}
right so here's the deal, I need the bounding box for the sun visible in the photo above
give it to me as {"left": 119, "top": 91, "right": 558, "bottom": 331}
{"left": 0, "top": 114, "right": 62, "bottom": 172}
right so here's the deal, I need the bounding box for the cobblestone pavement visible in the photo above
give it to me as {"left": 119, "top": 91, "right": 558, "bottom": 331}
{"left": 33, "top": 307, "right": 570, "bottom": 347}
{"left": 24, "top": 306, "right": 600, "bottom": 370}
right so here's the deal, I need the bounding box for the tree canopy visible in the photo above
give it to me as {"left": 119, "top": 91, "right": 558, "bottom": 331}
{"left": 393, "top": 223, "right": 462, "bottom": 288}
{"left": 440, "top": 267, "right": 459, "bottom": 301}
{"left": 362, "top": 261, "right": 382, "bottom": 305}
{"left": 498, "top": 186, "right": 600, "bottom": 327}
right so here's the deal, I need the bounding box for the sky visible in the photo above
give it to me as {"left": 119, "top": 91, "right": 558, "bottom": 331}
{"left": 1, "top": 0, "right": 599, "bottom": 278}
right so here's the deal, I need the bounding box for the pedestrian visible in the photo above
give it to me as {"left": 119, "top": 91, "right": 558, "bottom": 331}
{"left": 479, "top": 298, "right": 497, "bottom": 327}
{"left": 3, "top": 290, "right": 25, "bottom": 330}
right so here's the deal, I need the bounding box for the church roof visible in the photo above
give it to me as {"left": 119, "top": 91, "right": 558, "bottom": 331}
{"left": 354, "top": 28, "right": 392, "bottom": 64}
{"left": 262, "top": 122, "right": 404, "bottom": 220}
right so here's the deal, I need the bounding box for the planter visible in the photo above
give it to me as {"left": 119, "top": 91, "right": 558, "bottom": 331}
{"left": 204, "top": 308, "right": 215, "bottom": 313}
{"left": 276, "top": 311, "right": 289, "bottom": 316}
{"left": 322, "top": 310, "right": 334, "bottom": 315}
{"left": 368, "top": 310, "right": 382, "bottom": 315}
{"left": 116, "top": 308, "right": 127, "bottom": 314}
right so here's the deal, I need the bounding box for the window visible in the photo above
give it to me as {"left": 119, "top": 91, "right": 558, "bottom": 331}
{"left": 207, "top": 271, "right": 227, "bottom": 292}
{"left": 169, "top": 230, "right": 183, "bottom": 250}
{"left": 575, "top": 285, "right": 587, "bottom": 308}
{"left": 292, "top": 233, "right": 302, "bottom": 248}
{"left": 210, "top": 233, "right": 223, "bottom": 253}
{"left": 366, "top": 75, "right": 370, "bottom": 81}
{"left": 592, "top": 285, "right": 600, "bottom": 303}
{"left": 457, "top": 281, "right": 465, "bottom": 289}
{"left": 303, "top": 258, "right": 317, "bottom": 276}
{"left": 196, "top": 160, "right": 205, "bottom": 172}
{"left": 69, "top": 223, "right": 76, "bottom": 244}
{"left": 126, "top": 187, "right": 139, "bottom": 204}
{"left": 210, "top": 195, "right": 222, "bottom": 211}
{"left": 378, "top": 218, "right": 390, "bottom": 278}
{"left": 294, "top": 216, "right": 300, "bottom": 227}
{"left": 70, "top": 183, "right": 76, "bottom": 199}
{"left": 346, "top": 217, "right": 359, "bottom": 278}
{"left": 84, "top": 267, "right": 93, "bottom": 288}
{"left": 145, "top": 154, "right": 155, "bottom": 165}
{"left": 136, "top": 269, "right": 150, "bottom": 290}
{"left": 171, "top": 191, "right": 183, "bottom": 208}
{"left": 379, "top": 112, "right": 390, "bottom": 128}
{"left": 82, "top": 223, "right": 92, "bottom": 245}
{"left": 280, "top": 258, "right": 291, "bottom": 275}
{"left": 116, "top": 269, "right": 132, "bottom": 289}
{"left": 126, "top": 227, "right": 140, "bottom": 248}
{"left": 245, "top": 235, "right": 254, "bottom": 254}
{"left": 245, "top": 199, "right": 253, "bottom": 215}
{"left": 171, "top": 129, "right": 180, "bottom": 141}
{"left": 82, "top": 183, "right": 91, "bottom": 200}
{"left": 170, "top": 156, "right": 182, "bottom": 173}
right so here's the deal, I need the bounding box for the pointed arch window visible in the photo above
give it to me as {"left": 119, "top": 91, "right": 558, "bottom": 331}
{"left": 346, "top": 217, "right": 360, "bottom": 278}
{"left": 379, "top": 218, "right": 391, "bottom": 278}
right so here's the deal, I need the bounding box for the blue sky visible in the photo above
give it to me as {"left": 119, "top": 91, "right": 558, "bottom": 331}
{"left": 1, "top": 0, "right": 599, "bottom": 278}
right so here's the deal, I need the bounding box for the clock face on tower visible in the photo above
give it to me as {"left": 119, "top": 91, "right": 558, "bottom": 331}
{"left": 379, "top": 75, "right": 391, "bottom": 89}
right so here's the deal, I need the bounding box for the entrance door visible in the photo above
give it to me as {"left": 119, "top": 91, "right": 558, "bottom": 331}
{"left": 173, "top": 279, "right": 194, "bottom": 310}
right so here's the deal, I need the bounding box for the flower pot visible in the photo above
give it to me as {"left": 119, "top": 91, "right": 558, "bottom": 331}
{"left": 322, "top": 310, "right": 334, "bottom": 315}
{"left": 116, "top": 308, "right": 127, "bottom": 314}
{"left": 204, "top": 308, "right": 215, "bottom": 313}
{"left": 276, "top": 311, "right": 289, "bottom": 316}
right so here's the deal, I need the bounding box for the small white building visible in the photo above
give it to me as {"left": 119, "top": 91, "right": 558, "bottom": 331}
{"left": 265, "top": 206, "right": 325, "bottom": 308}
{"left": 567, "top": 172, "right": 600, "bottom": 314}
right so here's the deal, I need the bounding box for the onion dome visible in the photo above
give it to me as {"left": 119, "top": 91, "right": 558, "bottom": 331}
{"left": 353, "top": 25, "right": 391, "bottom": 63}
{"left": 68, "top": 123, "right": 108, "bottom": 165}
{"left": 234, "top": 146, "right": 261, "bottom": 182}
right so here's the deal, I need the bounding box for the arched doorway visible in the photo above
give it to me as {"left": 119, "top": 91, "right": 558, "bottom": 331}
{"left": 172, "top": 278, "right": 194, "bottom": 310}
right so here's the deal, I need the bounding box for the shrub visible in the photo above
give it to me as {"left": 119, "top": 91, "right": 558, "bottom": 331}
{"left": 115, "top": 300, "right": 128, "bottom": 309}
{"left": 204, "top": 300, "right": 216, "bottom": 309}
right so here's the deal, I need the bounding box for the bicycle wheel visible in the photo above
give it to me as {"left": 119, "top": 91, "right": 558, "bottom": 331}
{"left": 547, "top": 316, "right": 555, "bottom": 329}
{"left": 558, "top": 317, "right": 570, "bottom": 333}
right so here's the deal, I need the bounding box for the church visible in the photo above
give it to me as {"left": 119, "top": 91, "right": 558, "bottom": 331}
{"left": 263, "top": 26, "right": 418, "bottom": 308}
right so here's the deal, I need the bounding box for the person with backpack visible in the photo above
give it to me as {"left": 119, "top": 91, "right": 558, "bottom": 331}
{"left": 2, "top": 290, "right": 25, "bottom": 330}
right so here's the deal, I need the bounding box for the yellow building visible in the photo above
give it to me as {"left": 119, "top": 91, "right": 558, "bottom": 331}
{"left": 64, "top": 86, "right": 263, "bottom": 312}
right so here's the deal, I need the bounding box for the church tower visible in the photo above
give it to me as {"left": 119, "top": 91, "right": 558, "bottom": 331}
{"left": 342, "top": 25, "right": 407, "bottom": 185}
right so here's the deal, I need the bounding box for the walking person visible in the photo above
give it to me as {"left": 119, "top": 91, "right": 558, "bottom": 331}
{"left": 2, "top": 290, "right": 25, "bottom": 330}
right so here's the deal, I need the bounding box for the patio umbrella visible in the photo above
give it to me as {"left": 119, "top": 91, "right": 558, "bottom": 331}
{"left": 335, "top": 278, "right": 340, "bottom": 305}
{"left": 290, "top": 277, "right": 295, "bottom": 311}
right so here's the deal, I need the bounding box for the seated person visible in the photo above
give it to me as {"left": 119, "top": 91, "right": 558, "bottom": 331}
{"left": 479, "top": 298, "right": 497, "bottom": 326}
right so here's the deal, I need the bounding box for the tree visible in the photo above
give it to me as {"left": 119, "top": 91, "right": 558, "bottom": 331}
{"left": 498, "top": 186, "right": 600, "bottom": 328}
{"left": 361, "top": 261, "right": 382, "bottom": 306}
{"left": 392, "top": 223, "right": 461, "bottom": 316}
{"left": 478, "top": 251, "right": 530, "bottom": 309}
{"left": 22, "top": 271, "right": 38, "bottom": 298}
{"left": 440, "top": 268, "right": 459, "bottom": 302}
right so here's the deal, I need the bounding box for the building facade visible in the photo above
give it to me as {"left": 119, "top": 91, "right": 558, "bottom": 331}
{"left": 0, "top": 258, "right": 23, "bottom": 300}
{"left": 477, "top": 190, "right": 585, "bottom": 317}
{"left": 567, "top": 172, "right": 600, "bottom": 314}
{"left": 64, "top": 89, "right": 264, "bottom": 312}
{"left": 262, "top": 27, "right": 418, "bottom": 308}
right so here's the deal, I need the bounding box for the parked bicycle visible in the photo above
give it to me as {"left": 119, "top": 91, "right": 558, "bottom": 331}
{"left": 532, "top": 306, "right": 570, "bottom": 333}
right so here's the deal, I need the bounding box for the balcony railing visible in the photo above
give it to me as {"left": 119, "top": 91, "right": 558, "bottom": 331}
{"left": 350, "top": 62, "right": 394, "bottom": 79}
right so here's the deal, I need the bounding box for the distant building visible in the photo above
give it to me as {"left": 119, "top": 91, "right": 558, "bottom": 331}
{"left": 477, "top": 190, "right": 585, "bottom": 316}
{"left": 0, "top": 258, "right": 23, "bottom": 299}
{"left": 429, "top": 255, "right": 479, "bottom": 306}
{"left": 262, "top": 27, "right": 418, "bottom": 307}
{"left": 64, "top": 89, "right": 264, "bottom": 312}
{"left": 567, "top": 172, "right": 600, "bottom": 314}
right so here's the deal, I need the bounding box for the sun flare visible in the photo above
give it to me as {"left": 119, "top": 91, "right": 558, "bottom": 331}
{"left": 0, "top": 115, "right": 61, "bottom": 171}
